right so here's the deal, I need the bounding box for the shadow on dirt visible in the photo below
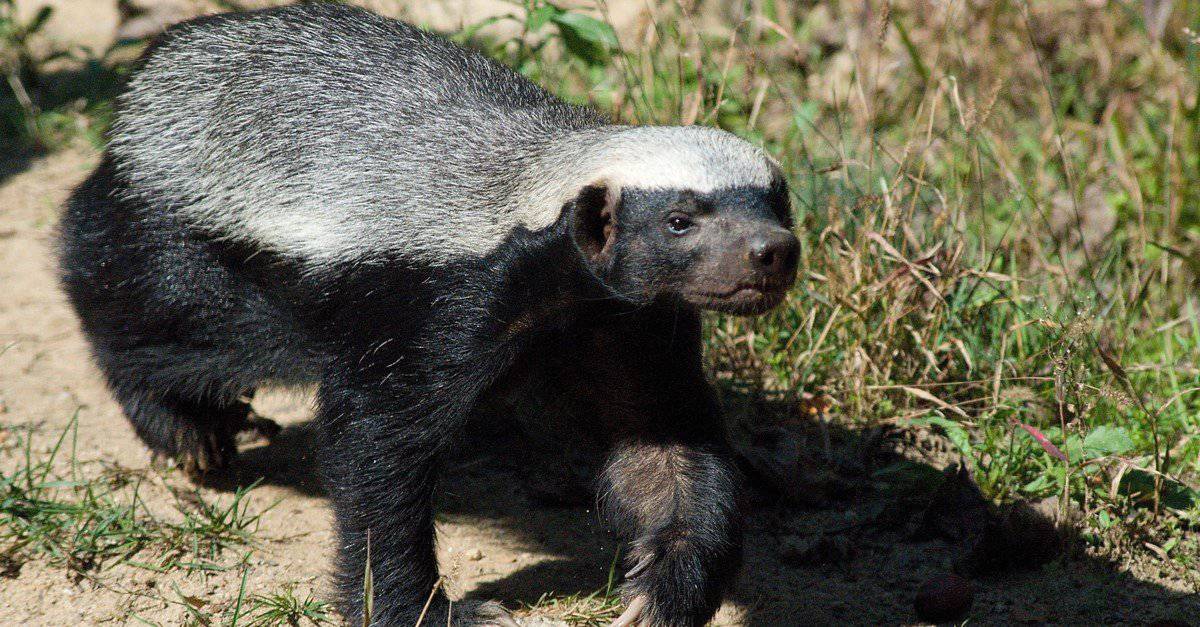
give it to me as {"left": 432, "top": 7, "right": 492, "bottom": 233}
{"left": 232, "top": 422, "right": 324, "bottom": 496}
{"left": 223, "top": 388, "right": 1199, "bottom": 626}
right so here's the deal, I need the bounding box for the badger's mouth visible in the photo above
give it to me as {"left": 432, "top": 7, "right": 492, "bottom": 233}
{"left": 684, "top": 281, "right": 791, "bottom": 316}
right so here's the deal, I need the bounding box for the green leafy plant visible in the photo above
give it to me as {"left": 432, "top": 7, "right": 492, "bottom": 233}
{"left": 0, "top": 0, "right": 55, "bottom": 144}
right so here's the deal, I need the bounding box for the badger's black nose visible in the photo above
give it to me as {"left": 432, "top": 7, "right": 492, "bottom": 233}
{"left": 747, "top": 229, "right": 799, "bottom": 277}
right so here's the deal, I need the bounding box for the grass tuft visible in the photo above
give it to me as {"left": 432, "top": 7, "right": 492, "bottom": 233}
{"left": 0, "top": 416, "right": 265, "bottom": 578}
{"left": 2, "top": 0, "right": 1198, "bottom": 620}
{"left": 246, "top": 585, "right": 334, "bottom": 627}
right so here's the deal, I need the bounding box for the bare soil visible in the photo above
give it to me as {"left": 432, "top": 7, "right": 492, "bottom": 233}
{"left": 4, "top": 141, "right": 1198, "bottom": 627}
{"left": 1, "top": 2, "right": 1198, "bottom": 625}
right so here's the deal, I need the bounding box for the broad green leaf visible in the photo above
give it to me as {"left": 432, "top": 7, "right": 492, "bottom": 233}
{"left": 552, "top": 11, "right": 617, "bottom": 65}
{"left": 1062, "top": 434, "right": 1085, "bottom": 464}
{"left": 1083, "top": 425, "right": 1134, "bottom": 458}
{"left": 1120, "top": 470, "right": 1199, "bottom": 511}
{"left": 871, "top": 460, "right": 944, "bottom": 497}
{"left": 1022, "top": 473, "right": 1055, "bottom": 494}
{"left": 526, "top": 5, "right": 560, "bottom": 32}
{"left": 910, "top": 415, "right": 973, "bottom": 459}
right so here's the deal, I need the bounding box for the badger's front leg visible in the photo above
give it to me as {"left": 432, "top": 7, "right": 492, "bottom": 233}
{"left": 600, "top": 417, "right": 743, "bottom": 627}
{"left": 580, "top": 310, "right": 743, "bottom": 627}
{"left": 317, "top": 355, "right": 518, "bottom": 626}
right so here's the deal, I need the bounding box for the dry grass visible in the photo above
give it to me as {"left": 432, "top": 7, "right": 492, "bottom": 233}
{"left": 465, "top": 0, "right": 1200, "bottom": 615}
{"left": 2, "top": 0, "right": 1198, "bottom": 623}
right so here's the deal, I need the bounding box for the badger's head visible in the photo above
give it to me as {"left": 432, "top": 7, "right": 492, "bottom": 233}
{"left": 566, "top": 127, "right": 798, "bottom": 316}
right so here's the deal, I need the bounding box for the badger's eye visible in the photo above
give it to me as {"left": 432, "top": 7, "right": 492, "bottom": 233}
{"left": 666, "top": 214, "right": 694, "bottom": 235}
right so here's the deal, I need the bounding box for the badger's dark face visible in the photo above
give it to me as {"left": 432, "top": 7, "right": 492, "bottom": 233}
{"left": 572, "top": 181, "right": 799, "bottom": 316}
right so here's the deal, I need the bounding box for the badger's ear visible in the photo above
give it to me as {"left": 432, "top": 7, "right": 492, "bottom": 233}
{"left": 570, "top": 182, "right": 620, "bottom": 264}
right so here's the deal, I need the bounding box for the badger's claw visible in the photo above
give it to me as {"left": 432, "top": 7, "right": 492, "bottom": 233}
{"left": 473, "top": 600, "right": 520, "bottom": 627}
{"left": 610, "top": 595, "right": 649, "bottom": 627}
{"left": 236, "top": 411, "right": 282, "bottom": 445}
{"left": 624, "top": 552, "right": 655, "bottom": 580}
{"left": 175, "top": 427, "right": 235, "bottom": 480}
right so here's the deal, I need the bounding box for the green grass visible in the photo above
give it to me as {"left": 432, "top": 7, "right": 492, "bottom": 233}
{"left": 163, "top": 573, "right": 333, "bottom": 627}
{"left": 127, "top": 570, "right": 334, "bottom": 626}
{"left": 0, "top": 417, "right": 333, "bottom": 625}
{"left": 2, "top": 0, "right": 1198, "bottom": 619}
{"left": 472, "top": 0, "right": 1200, "bottom": 565}
{"left": 0, "top": 415, "right": 266, "bottom": 577}
{"left": 244, "top": 586, "right": 334, "bottom": 626}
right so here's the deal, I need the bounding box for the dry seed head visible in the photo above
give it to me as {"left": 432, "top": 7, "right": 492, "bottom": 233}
{"left": 965, "top": 77, "right": 1005, "bottom": 131}
{"left": 1097, "top": 384, "right": 1133, "bottom": 409}
{"left": 876, "top": 3, "right": 892, "bottom": 44}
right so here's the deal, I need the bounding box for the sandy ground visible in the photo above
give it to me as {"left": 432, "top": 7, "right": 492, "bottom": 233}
{"left": 4, "top": 146, "right": 1199, "bottom": 627}
{"left": 2, "top": 2, "right": 1199, "bottom": 625}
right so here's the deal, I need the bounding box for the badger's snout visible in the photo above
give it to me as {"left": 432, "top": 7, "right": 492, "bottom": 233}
{"left": 679, "top": 221, "right": 799, "bottom": 316}
{"left": 745, "top": 226, "right": 799, "bottom": 284}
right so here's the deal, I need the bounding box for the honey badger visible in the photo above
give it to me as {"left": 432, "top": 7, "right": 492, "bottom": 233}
{"left": 58, "top": 3, "right": 799, "bottom": 625}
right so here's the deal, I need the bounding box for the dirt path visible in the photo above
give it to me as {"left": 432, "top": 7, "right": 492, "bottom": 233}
{"left": 4, "top": 147, "right": 1199, "bottom": 627}
{"left": 2, "top": 3, "right": 1199, "bottom": 625}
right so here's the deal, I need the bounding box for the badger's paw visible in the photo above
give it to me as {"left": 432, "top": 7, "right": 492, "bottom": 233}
{"left": 235, "top": 410, "right": 282, "bottom": 445}
{"left": 170, "top": 425, "right": 236, "bottom": 481}
{"left": 610, "top": 543, "right": 730, "bottom": 627}
{"left": 436, "top": 599, "right": 519, "bottom": 627}
{"left": 610, "top": 595, "right": 649, "bottom": 627}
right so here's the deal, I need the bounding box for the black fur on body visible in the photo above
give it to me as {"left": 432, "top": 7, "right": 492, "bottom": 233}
{"left": 59, "top": 4, "right": 798, "bottom": 625}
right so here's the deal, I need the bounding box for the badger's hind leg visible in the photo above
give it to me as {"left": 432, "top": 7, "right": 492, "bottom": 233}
{"left": 92, "top": 342, "right": 276, "bottom": 478}
{"left": 92, "top": 345, "right": 285, "bottom": 481}
{"left": 60, "top": 157, "right": 287, "bottom": 481}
